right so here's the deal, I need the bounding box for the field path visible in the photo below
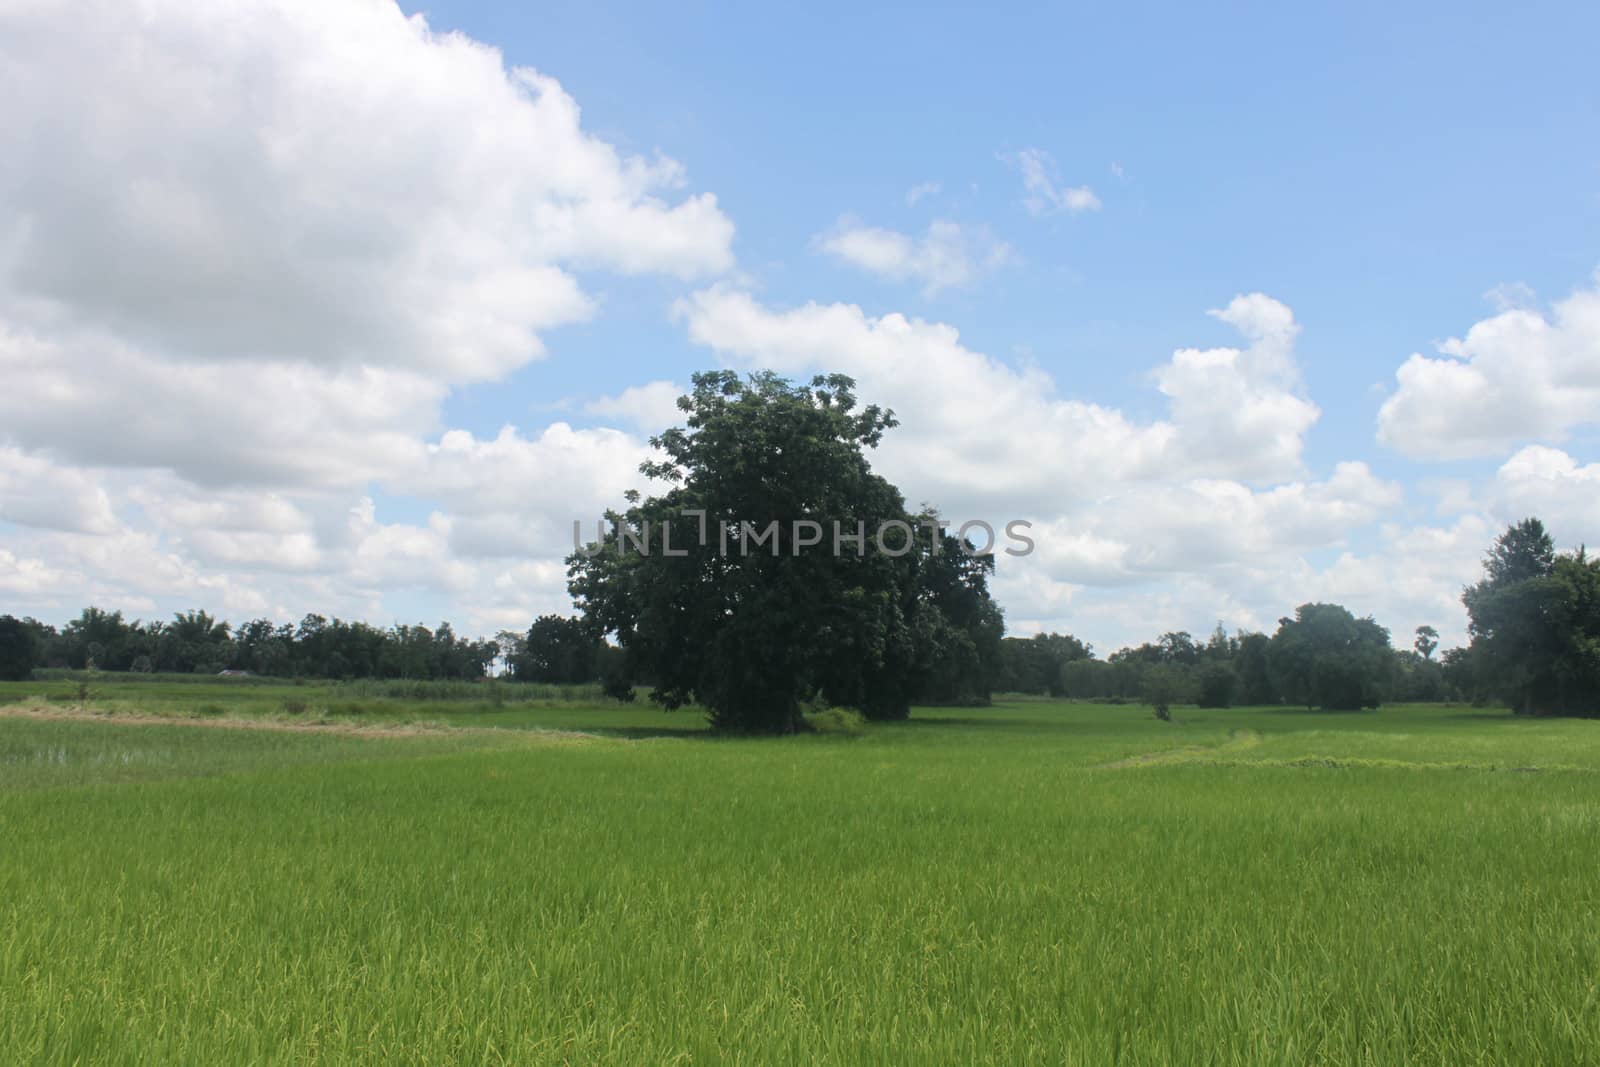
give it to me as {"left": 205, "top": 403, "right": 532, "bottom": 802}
{"left": 1097, "top": 728, "right": 1262, "bottom": 770}
{"left": 0, "top": 702, "right": 598, "bottom": 743}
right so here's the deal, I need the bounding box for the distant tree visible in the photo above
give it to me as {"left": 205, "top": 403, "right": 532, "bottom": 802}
{"left": 1234, "top": 632, "right": 1277, "bottom": 705}
{"left": 235, "top": 618, "right": 292, "bottom": 675}
{"left": 62, "top": 607, "right": 134, "bottom": 670}
{"left": 161, "top": 609, "right": 231, "bottom": 673}
{"left": 1390, "top": 649, "right": 1449, "bottom": 702}
{"left": 600, "top": 645, "right": 638, "bottom": 703}
{"left": 1439, "top": 646, "right": 1480, "bottom": 703}
{"left": 1203, "top": 622, "right": 1238, "bottom": 663}
{"left": 0, "top": 615, "right": 35, "bottom": 681}
{"left": 1463, "top": 520, "right": 1600, "bottom": 716}
{"left": 1413, "top": 625, "right": 1439, "bottom": 661}
{"left": 1058, "top": 657, "right": 1113, "bottom": 700}
{"left": 1195, "top": 663, "right": 1237, "bottom": 708}
{"left": 519, "top": 615, "right": 601, "bottom": 684}
{"left": 1481, "top": 517, "right": 1555, "bottom": 588}
{"left": 1158, "top": 631, "right": 1200, "bottom": 666}
{"left": 494, "top": 629, "right": 527, "bottom": 678}
{"left": 1268, "top": 603, "right": 1393, "bottom": 710}
{"left": 998, "top": 632, "right": 1091, "bottom": 695}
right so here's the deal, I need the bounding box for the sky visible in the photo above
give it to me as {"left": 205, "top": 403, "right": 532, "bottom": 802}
{"left": 1, "top": 0, "right": 1598, "bottom": 653}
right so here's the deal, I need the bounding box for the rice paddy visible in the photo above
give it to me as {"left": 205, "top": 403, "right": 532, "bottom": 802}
{"left": 2, "top": 685, "right": 1597, "bottom": 1064}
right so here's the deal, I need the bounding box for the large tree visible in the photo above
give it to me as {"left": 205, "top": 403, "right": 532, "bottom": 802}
{"left": 568, "top": 370, "right": 1002, "bottom": 733}
{"left": 1463, "top": 519, "right": 1600, "bottom": 716}
{"left": 1268, "top": 603, "right": 1393, "bottom": 710}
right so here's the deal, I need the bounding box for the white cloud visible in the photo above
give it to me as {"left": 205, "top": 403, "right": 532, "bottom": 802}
{"left": 0, "top": 0, "right": 732, "bottom": 633}
{"left": 345, "top": 500, "right": 476, "bottom": 594}
{"left": 815, "top": 218, "right": 1012, "bottom": 295}
{"left": 997, "top": 511, "right": 1488, "bottom": 652}
{"left": 585, "top": 381, "right": 686, "bottom": 433}
{"left": 1155, "top": 294, "right": 1320, "bottom": 482}
{"left": 0, "top": 447, "right": 119, "bottom": 534}
{"left": 1479, "top": 446, "right": 1600, "bottom": 536}
{"left": 0, "top": 0, "right": 732, "bottom": 491}
{"left": 0, "top": 0, "right": 732, "bottom": 381}
{"left": 676, "top": 287, "right": 1319, "bottom": 518}
{"left": 1022, "top": 463, "right": 1401, "bottom": 585}
{"left": 0, "top": 322, "right": 439, "bottom": 488}
{"left": 1008, "top": 149, "right": 1102, "bottom": 216}
{"left": 0, "top": 546, "right": 76, "bottom": 600}
{"left": 401, "top": 423, "right": 653, "bottom": 523}
{"left": 905, "top": 181, "right": 941, "bottom": 206}
{"left": 1377, "top": 277, "right": 1600, "bottom": 460}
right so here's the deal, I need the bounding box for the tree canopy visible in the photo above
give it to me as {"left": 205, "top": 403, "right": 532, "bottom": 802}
{"left": 1461, "top": 519, "right": 1600, "bottom": 716}
{"left": 568, "top": 370, "right": 1002, "bottom": 733}
{"left": 1267, "top": 604, "right": 1393, "bottom": 710}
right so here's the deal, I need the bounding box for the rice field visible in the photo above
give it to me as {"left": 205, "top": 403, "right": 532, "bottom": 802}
{"left": 2, "top": 687, "right": 1598, "bottom": 1064}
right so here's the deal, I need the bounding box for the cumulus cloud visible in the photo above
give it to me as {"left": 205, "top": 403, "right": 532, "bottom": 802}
{"left": 1155, "top": 294, "right": 1320, "bottom": 482}
{"left": 584, "top": 381, "right": 687, "bottom": 433}
{"left": 0, "top": 0, "right": 732, "bottom": 632}
{"left": 1474, "top": 446, "right": 1600, "bottom": 535}
{"left": 1377, "top": 277, "right": 1600, "bottom": 459}
{"left": 0, "top": 0, "right": 731, "bottom": 379}
{"left": 676, "top": 287, "right": 1319, "bottom": 517}
{"left": 996, "top": 511, "right": 1489, "bottom": 652}
{"left": 0, "top": 448, "right": 119, "bottom": 535}
{"left": 814, "top": 218, "right": 1012, "bottom": 295}
{"left": 0, "top": 0, "right": 732, "bottom": 489}
{"left": 1008, "top": 149, "right": 1102, "bottom": 216}
{"left": 0, "top": 323, "right": 439, "bottom": 488}
{"left": 1021, "top": 463, "right": 1401, "bottom": 585}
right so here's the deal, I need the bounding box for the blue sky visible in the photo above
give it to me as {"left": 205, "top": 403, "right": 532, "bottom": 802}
{"left": 1, "top": 0, "right": 1597, "bottom": 651}
{"left": 425, "top": 0, "right": 1600, "bottom": 480}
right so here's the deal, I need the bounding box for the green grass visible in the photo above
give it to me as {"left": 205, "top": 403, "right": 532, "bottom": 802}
{"left": 2, "top": 691, "right": 1599, "bottom": 1064}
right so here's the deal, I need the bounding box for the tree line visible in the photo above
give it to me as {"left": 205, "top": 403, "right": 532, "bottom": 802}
{"left": 995, "top": 608, "right": 1444, "bottom": 712}
{"left": 0, "top": 608, "right": 501, "bottom": 682}
{"left": 993, "top": 517, "right": 1598, "bottom": 718}
{"left": 2, "top": 370, "right": 1595, "bottom": 729}
{"left": 0, "top": 515, "right": 1592, "bottom": 721}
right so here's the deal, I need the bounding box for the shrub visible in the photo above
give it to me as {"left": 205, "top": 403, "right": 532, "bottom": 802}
{"left": 804, "top": 706, "right": 868, "bottom": 735}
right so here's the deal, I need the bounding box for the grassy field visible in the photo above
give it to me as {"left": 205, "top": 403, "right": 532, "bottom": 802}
{"left": 2, "top": 684, "right": 1598, "bottom": 1064}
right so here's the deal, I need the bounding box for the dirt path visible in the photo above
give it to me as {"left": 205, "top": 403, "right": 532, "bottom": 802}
{"left": 0, "top": 702, "right": 597, "bottom": 743}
